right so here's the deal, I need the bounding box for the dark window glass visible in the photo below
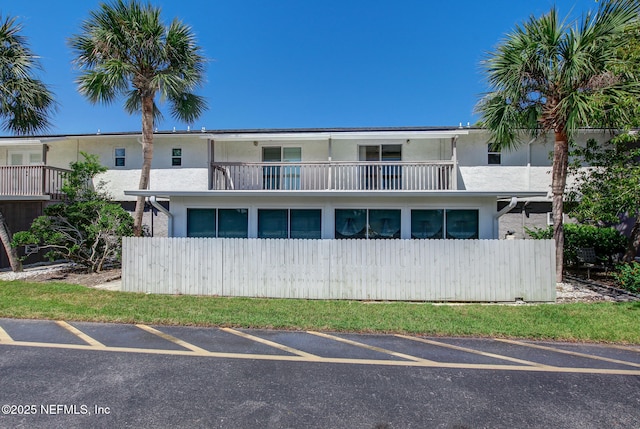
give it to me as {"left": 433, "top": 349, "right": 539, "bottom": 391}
{"left": 115, "top": 148, "right": 125, "bottom": 167}
{"left": 290, "top": 209, "right": 321, "bottom": 239}
{"left": 368, "top": 209, "right": 401, "bottom": 239}
{"left": 187, "top": 209, "right": 216, "bottom": 237}
{"left": 411, "top": 210, "right": 444, "bottom": 239}
{"left": 335, "top": 209, "right": 367, "bottom": 239}
{"left": 172, "top": 148, "right": 182, "bottom": 166}
{"left": 258, "top": 209, "right": 288, "bottom": 238}
{"left": 445, "top": 209, "right": 479, "bottom": 239}
{"left": 488, "top": 143, "right": 501, "bottom": 165}
{"left": 218, "top": 209, "right": 248, "bottom": 238}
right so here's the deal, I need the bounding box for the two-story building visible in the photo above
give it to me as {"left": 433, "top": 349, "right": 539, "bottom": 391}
{"left": 0, "top": 126, "right": 609, "bottom": 269}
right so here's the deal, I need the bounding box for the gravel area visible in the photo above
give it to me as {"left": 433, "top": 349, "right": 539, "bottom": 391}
{"left": 2, "top": 262, "right": 638, "bottom": 302}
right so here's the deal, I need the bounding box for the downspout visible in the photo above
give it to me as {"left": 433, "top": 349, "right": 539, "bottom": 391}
{"left": 327, "top": 137, "right": 332, "bottom": 190}
{"left": 208, "top": 139, "right": 214, "bottom": 190}
{"left": 451, "top": 135, "right": 458, "bottom": 190}
{"left": 494, "top": 196, "right": 518, "bottom": 239}
{"left": 149, "top": 195, "right": 173, "bottom": 237}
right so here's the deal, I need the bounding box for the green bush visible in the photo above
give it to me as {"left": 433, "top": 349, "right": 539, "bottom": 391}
{"left": 613, "top": 262, "right": 640, "bottom": 293}
{"left": 12, "top": 153, "right": 134, "bottom": 272}
{"left": 526, "top": 223, "right": 628, "bottom": 265}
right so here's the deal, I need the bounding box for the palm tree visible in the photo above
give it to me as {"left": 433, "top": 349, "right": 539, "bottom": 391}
{"left": 69, "top": 0, "right": 207, "bottom": 236}
{"left": 0, "top": 16, "right": 56, "bottom": 272}
{"left": 475, "top": 0, "right": 640, "bottom": 282}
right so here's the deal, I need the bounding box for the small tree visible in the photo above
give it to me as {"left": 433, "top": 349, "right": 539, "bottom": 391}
{"left": 13, "top": 154, "right": 134, "bottom": 272}
{"left": 69, "top": 0, "right": 207, "bottom": 236}
{"left": 0, "top": 15, "right": 56, "bottom": 272}
{"left": 475, "top": 0, "right": 640, "bottom": 282}
{"left": 568, "top": 135, "right": 640, "bottom": 262}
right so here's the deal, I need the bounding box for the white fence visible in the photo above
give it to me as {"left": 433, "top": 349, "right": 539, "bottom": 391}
{"left": 211, "top": 161, "right": 456, "bottom": 191}
{"left": 122, "top": 238, "right": 556, "bottom": 302}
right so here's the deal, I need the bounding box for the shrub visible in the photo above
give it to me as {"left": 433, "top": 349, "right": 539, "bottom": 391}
{"left": 526, "top": 223, "right": 628, "bottom": 265}
{"left": 613, "top": 262, "right": 640, "bottom": 293}
{"left": 12, "top": 153, "right": 133, "bottom": 272}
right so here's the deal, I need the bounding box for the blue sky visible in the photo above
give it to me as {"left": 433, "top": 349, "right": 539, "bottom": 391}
{"left": 3, "top": 0, "right": 599, "bottom": 135}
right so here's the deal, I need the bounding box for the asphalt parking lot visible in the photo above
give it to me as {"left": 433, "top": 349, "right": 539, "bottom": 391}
{"left": 2, "top": 318, "right": 640, "bottom": 428}
{"left": 1, "top": 318, "right": 639, "bottom": 375}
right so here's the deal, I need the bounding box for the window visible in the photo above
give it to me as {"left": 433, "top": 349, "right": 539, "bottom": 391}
{"left": 335, "top": 209, "right": 401, "bottom": 239}
{"left": 358, "top": 144, "right": 402, "bottom": 189}
{"left": 8, "top": 150, "right": 42, "bottom": 165}
{"left": 258, "top": 209, "right": 321, "bottom": 238}
{"left": 187, "top": 208, "right": 248, "bottom": 238}
{"left": 290, "top": 209, "right": 322, "bottom": 239}
{"left": 411, "top": 209, "right": 479, "bottom": 239}
{"left": 488, "top": 143, "right": 501, "bottom": 165}
{"left": 258, "top": 209, "right": 288, "bottom": 238}
{"left": 262, "top": 146, "right": 301, "bottom": 190}
{"left": 115, "top": 148, "right": 126, "bottom": 167}
{"left": 411, "top": 210, "right": 444, "bottom": 239}
{"left": 445, "top": 209, "right": 479, "bottom": 239}
{"left": 218, "top": 209, "right": 248, "bottom": 237}
{"left": 172, "top": 148, "right": 182, "bottom": 166}
{"left": 187, "top": 209, "right": 216, "bottom": 237}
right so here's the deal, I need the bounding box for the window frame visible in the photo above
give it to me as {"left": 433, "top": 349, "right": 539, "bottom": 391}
{"left": 257, "top": 208, "right": 322, "bottom": 239}
{"left": 335, "top": 208, "right": 401, "bottom": 239}
{"left": 114, "top": 147, "right": 126, "bottom": 167}
{"left": 487, "top": 142, "right": 501, "bottom": 165}
{"left": 171, "top": 148, "right": 182, "bottom": 167}
{"left": 186, "top": 208, "right": 249, "bottom": 238}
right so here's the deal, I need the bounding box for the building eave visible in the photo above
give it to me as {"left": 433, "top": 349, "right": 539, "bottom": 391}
{"left": 125, "top": 190, "right": 548, "bottom": 199}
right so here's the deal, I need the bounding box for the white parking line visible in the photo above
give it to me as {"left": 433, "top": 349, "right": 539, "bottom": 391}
{"left": 395, "top": 335, "right": 554, "bottom": 368}
{"left": 496, "top": 339, "right": 640, "bottom": 369}
{"left": 56, "top": 321, "right": 106, "bottom": 348}
{"left": 309, "top": 331, "right": 436, "bottom": 363}
{"left": 136, "top": 324, "right": 211, "bottom": 355}
{"left": 221, "top": 327, "right": 320, "bottom": 359}
{"left": 1, "top": 321, "right": 639, "bottom": 376}
{"left": 0, "top": 326, "right": 12, "bottom": 342}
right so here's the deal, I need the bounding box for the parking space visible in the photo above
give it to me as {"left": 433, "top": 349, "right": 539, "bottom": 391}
{"left": 1, "top": 318, "right": 639, "bottom": 375}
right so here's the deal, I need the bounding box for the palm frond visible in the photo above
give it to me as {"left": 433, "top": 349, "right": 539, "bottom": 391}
{"left": 0, "top": 14, "right": 55, "bottom": 135}
{"left": 68, "top": 0, "right": 207, "bottom": 126}
{"left": 477, "top": 0, "right": 640, "bottom": 143}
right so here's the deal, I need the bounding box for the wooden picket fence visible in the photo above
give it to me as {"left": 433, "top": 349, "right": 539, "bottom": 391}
{"left": 121, "top": 238, "right": 556, "bottom": 302}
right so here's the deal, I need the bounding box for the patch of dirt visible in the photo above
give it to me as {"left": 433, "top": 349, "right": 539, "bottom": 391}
{"left": 29, "top": 267, "right": 122, "bottom": 287}
{"left": 0, "top": 263, "right": 121, "bottom": 288}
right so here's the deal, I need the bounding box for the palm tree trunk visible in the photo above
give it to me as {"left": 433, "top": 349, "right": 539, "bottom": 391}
{"left": 623, "top": 216, "right": 639, "bottom": 263}
{"left": 552, "top": 131, "right": 569, "bottom": 283}
{"left": 0, "top": 210, "right": 22, "bottom": 272}
{"left": 133, "top": 95, "right": 155, "bottom": 236}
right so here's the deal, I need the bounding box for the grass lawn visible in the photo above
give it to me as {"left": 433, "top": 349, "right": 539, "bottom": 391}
{"left": 1, "top": 280, "right": 639, "bottom": 344}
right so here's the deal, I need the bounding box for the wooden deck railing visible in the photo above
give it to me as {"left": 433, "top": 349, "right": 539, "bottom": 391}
{"left": 210, "top": 161, "right": 457, "bottom": 191}
{"left": 0, "top": 165, "right": 69, "bottom": 199}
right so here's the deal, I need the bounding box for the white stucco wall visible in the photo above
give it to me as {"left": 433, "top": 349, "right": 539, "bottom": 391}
{"left": 168, "top": 194, "right": 498, "bottom": 240}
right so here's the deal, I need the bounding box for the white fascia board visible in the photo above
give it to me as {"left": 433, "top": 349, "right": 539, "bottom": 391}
{"left": 0, "top": 139, "right": 46, "bottom": 146}
{"left": 209, "top": 130, "right": 469, "bottom": 142}
{"left": 125, "top": 190, "right": 546, "bottom": 199}
{"left": 327, "top": 130, "right": 469, "bottom": 140}
{"left": 209, "top": 132, "right": 332, "bottom": 142}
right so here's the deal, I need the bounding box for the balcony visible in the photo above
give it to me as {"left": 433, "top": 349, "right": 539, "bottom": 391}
{"left": 0, "top": 165, "right": 69, "bottom": 199}
{"left": 210, "top": 161, "right": 457, "bottom": 191}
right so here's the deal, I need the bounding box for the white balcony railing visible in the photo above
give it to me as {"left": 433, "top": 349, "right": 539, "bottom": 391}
{"left": 0, "top": 165, "right": 69, "bottom": 198}
{"left": 210, "top": 161, "right": 456, "bottom": 191}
